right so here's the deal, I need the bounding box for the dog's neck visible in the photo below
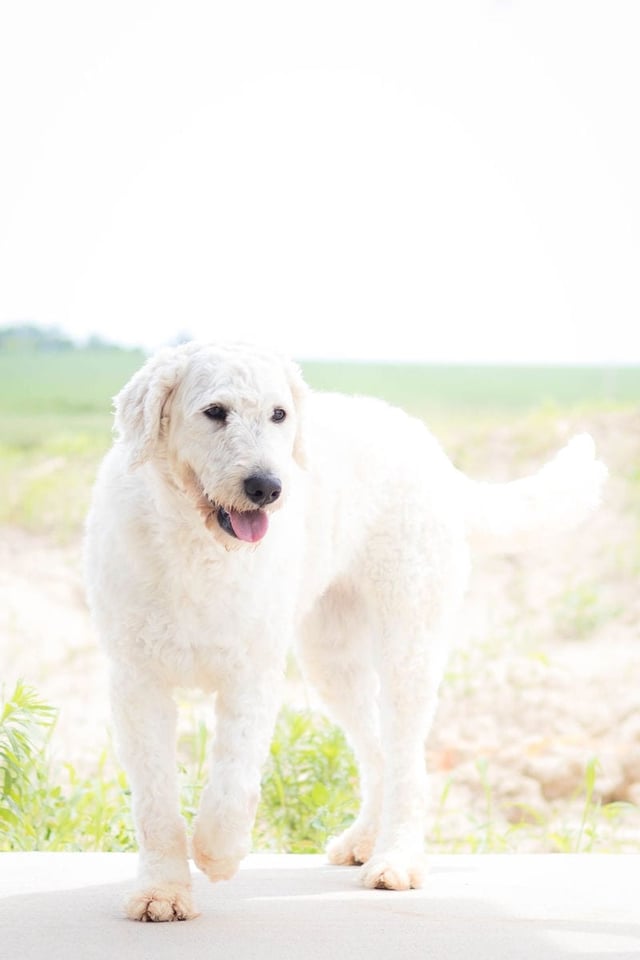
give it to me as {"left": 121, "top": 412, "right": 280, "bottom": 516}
{"left": 143, "top": 456, "right": 240, "bottom": 553}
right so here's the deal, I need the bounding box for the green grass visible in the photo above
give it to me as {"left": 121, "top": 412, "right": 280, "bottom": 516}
{"left": 552, "top": 580, "right": 620, "bottom": 641}
{"left": 0, "top": 349, "right": 144, "bottom": 535}
{"left": 3, "top": 682, "right": 638, "bottom": 855}
{"left": 0, "top": 682, "right": 358, "bottom": 854}
{"left": 0, "top": 349, "right": 145, "bottom": 418}
{"left": 255, "top": 710, "right": 359, "bottom": 852}
{"left": 1, "top": 349, "right": 638, "bottom": 427}
{"left": 426, "top": 756, "right": 639, "bottom": 855}
{"left": 301, "top": 361, "right": 640, "bottom": 416}
{"left": 0, "top": 681, "right": 133, "bottom": 851}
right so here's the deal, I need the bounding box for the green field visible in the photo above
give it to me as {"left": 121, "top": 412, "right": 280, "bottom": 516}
{"left": 1, "top": 348, "right": 638, "bottom": 426}
{"left": 302, "top": 360, "right": 640, "bottom": 414}
{"left": 0, "top": 349, "right": 146, "bottom": 450}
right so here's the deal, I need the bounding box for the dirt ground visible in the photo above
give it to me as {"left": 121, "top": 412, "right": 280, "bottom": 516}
{"left": 1, "top": 410, "right": 639, "bottom": 851}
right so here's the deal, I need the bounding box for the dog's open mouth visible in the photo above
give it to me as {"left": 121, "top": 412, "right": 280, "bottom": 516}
{"left": 217, "top": 506, "right": 269, "bottom": 543}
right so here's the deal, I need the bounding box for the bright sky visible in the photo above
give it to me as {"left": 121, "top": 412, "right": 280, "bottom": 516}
{"left": 1, "top": 1, "right": 639, "bottom": 363}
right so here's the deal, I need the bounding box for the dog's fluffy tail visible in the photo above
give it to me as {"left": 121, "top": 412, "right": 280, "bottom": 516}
{"left": 459, "top": 434, "right": 607, "bottom": 548}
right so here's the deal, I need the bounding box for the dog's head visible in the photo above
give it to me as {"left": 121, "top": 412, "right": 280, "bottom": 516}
{"left": 114, "top": 341, "right": 308, "bottom": 547}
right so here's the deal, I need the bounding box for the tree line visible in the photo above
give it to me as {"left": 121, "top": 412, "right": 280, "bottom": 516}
{"left": 0, "top": 324, "right": 122, "bottom": 353}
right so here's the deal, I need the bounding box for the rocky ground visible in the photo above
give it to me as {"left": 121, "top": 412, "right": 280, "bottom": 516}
{"left": 427, "top": 409, "right": 640, "bottom": 850}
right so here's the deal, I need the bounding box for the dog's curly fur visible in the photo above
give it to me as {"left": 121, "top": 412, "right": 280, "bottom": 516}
{"left": 85, "top": 341, "right": 606, "bottom": 921}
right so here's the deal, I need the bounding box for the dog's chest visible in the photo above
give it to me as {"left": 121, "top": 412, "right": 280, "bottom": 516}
{"left": 142, "top": 535, "right": 296, "bottom": 689}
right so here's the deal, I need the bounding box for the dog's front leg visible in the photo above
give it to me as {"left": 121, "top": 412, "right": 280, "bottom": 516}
{"left": 109, "top": 667, "right": 197, "bottom": 921}
{"left": 192, "top": 666, "right": 284, "bottom": 884}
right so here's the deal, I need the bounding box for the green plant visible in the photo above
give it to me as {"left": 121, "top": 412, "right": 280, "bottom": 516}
{"left": 546, "top": 756, "right": 637, "bottom": 854}
{"left": 0, "top": 680, "right": 56, "bottom": 836}
{"left": 0, "top": 684, "right": 359, "bottom": 854}
{"left": 0, "top": 681, "right": 135, "bottom": 851}
{"left": 3, "top": 683, "right": 638, "bottom": 856}
{"left": 179, "top": 716, "right": 210, "bottom": 829}
{"left": 553, "top": 581, "right": 617, "bottom": 640}
{"left": 254, "top": 708, "right": 359, "bottom": 852}
{"left": 574, "top": 755, "right": 600, "bottom": 852}
{"left": 176, "top": 704, "right": 361, "bottom": 851}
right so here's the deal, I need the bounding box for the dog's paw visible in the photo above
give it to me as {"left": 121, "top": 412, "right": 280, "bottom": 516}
{"left": 192, "top": 815, "right": 249, "bottom": 883}
{"left": 360, "top": 852, "right": 426, "bottom": 891}
{"left": 126, "top": 883, "right": 198, "bottom": 922}
{"left": 327, "top": 823, "right": 377, "bottom": 866}
{"left": 192, "top": 839, "right": 242, "bottom": 883}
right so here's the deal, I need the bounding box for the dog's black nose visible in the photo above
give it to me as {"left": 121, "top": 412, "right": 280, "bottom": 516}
{"left": 244, "top": 473, "right": 282, "bottom": 507}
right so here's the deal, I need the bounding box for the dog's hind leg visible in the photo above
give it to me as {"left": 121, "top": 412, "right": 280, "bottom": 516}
{"left": 358, "top": 538, "right": 468, "bottom": 891}
{"left": 297, "top": 580, "right": 384, "bottom": 867}
{"left": 109, "top": 667, "right": 197, "bottom": 921}
{"left": 362, "top": 572, "right": 464, "bottom": 890}
{"left": 358, "top": 627, "right": 443, "bottom": 890}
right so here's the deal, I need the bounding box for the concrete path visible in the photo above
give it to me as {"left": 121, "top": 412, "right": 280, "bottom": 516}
{"left": 1, "top": 853, "right": 639, "bottom": 959}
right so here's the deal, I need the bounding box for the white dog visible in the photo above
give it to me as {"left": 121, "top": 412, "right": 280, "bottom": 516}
{"left": 85, "top": 341, "right": 606, "bottom": 921}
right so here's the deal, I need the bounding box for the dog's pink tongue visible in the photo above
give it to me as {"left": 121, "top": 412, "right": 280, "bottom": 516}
{"left": 229, "top": 509, "right": 269, "bottom": 543}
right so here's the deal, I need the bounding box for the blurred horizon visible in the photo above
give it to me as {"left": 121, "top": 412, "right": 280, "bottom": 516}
{"left": 2, "top": 320, "right": 640, "bottom": 368}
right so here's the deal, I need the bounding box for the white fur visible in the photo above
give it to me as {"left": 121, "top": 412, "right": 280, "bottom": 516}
{"left": 85, "top": 341, "right": 607, "bottom": 921}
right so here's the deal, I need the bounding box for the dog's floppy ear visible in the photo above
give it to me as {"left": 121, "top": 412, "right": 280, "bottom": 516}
{"left": 286, "top": 359, "right": 309, "bottom": 469}
{"left": 114, "top": 346, "right": 191, "bottom": 468}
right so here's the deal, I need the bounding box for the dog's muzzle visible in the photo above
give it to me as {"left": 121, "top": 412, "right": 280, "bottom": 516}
{"left": 215, "top": 473, "right": 282, "bottom": 543}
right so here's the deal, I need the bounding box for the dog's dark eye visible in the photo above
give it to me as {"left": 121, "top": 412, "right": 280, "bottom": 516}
{"left": 271, "top": 408, "right": 286, "bottom": 423}
{"left": 204, "top": 404, "right": 228, "bottom": 423}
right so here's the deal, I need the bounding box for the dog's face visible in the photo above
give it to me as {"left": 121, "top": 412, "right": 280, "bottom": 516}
{"left": 114, "top": 342, "right": 307, "bottom": 548}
